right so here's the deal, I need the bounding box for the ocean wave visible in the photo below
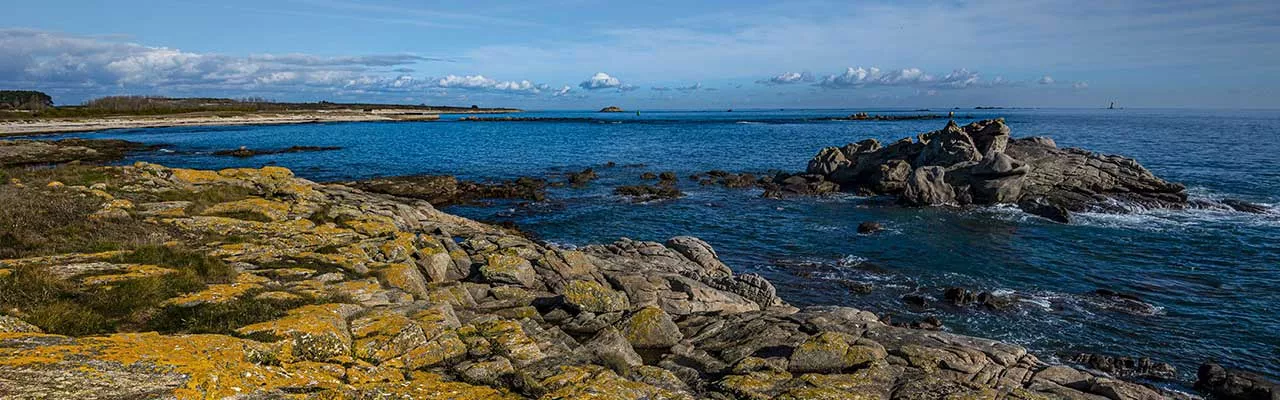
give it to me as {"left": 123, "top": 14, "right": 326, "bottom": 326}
{"left": 971, "top": 195, "right": 1278, "bottom": 230}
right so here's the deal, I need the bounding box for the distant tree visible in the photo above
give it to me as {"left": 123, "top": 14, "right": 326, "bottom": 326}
{"left": 471, "top": 104, "right": 479, "bottom": 109}
{"left": 0, "top": 90, "right": 54, "bottom": 110}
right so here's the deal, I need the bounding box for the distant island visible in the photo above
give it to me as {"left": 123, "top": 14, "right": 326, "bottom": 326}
{"left": 599, "top": 106, "right": 624, "bottom": 112}
{"left": 0, "top": 91, "right": 522, "bottom": 135}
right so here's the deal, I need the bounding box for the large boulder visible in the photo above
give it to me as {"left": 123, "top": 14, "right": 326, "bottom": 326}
{"left": 806, "top": 147, "right": 850, "bottom": 176}
{"left": 901, "top": 166, "right": 955, "bottom": 206}
{"left": 966, "top": 118, "right": 1012, "bottom": 155}
{"left": 665, "top": 236, "right": 732, "bottom": 278}
{"left": 869, "top": 159, "right": 912, "bottom": 193}
{"left": 915, "top": 121, "right": 982, "bottom": 167}
{"left": 480, "top": 254, "right": 537, "bottom": 287}
{"left": 620, "top": 306, "right": 683, "bottom": 349}
{"left": 1196, "top": 363, "right": 1278, "bottom": 400}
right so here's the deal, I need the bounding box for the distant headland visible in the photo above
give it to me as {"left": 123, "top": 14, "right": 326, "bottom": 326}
{"left": 0, "top": 91, "right": 522, "bottom": 136}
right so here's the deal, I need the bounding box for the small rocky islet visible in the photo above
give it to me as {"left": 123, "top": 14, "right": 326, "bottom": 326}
{"left": 0, "top": 130, "right": 1276, "bottom": 399}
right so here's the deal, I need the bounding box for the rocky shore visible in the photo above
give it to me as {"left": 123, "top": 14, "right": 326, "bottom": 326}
{"left": 4, "top": 149, "right": 1268, "bottom": 399}
{"left": 0, "top": 138, "right": 151, "bottom": 167}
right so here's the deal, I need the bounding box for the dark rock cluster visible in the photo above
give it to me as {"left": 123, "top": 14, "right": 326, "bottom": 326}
{"left": 805, "top": 119, "right": 1189, "bottom": 222}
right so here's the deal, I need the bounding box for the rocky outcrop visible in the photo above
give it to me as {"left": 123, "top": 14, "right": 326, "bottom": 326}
{"left": 1196, "top": 363, "right": 1278, "bottom": 400}
{"left": 614, "top": 184, "right": 683, "bottom": 202}
{"left": 804, "top": 119, "right": 1188, "bottom": 221}
{"left": 600, "top": 106, "right": 624, "bottom": 113}
{"left": 346, "top": 174, "right": 547, "bottom": 206}
{"left": 0, "top": 162, "right": 1197, "bottom": 399}
{"left": 212, "top": 145, "right": 341, "bottom": 157}
{"left": 0, "top": 139, "right": 147, "bottom": 167}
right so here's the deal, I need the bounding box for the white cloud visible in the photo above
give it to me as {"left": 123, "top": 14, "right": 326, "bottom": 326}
{"left": 1038, "top": 75, "right": 1055, "bottom": 85}
{"left": 757, "top": 72, "right": 814, "bottom": 85}
{"left": 1072, "top": 81, "right": 1089, "bottom": 89}
{"left": 579, "top": 72, "right": 624, "bottom": 90}
{"left": 552, "top": 85, "right": 572, "bottom": 97}
{"left": 815, "top": 66, "right": 1009, "bottom": 90}
{"left": 432, "top": 74, "right": 549, "bottom": 94}
{"left": 0, "top": 29, "right": 555, "bottom": 101}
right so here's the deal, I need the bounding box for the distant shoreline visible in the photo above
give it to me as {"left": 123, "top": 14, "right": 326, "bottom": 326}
{"left": 0, "top": 109, "right": 521, "bottom": 136}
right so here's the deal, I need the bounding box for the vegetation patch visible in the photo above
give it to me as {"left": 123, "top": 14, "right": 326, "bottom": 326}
{"left": 0, "top": 246, "right": 234, "bottom": 335}
{"left": 146, "top": 291, "right": 310, "bottom": 335}
{"left": 3, "top": 163, "right": 117, "bottom": 187}
{"left": 0, "top": 183, "right": 167, "bottom": 259}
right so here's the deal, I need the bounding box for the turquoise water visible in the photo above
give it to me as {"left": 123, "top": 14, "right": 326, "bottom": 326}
{"left": 42, "top": 108, "right": 1280, "bottom": 383}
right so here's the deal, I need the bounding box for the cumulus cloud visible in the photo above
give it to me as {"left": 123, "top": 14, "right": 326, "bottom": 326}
{"left": 757, "top": 72, "right": 814, "bottom": 85}
{"left": 579, "top": 72, "right": 625, "bottom": 90}
{"left": 1072, "top": 81, "right": 1089, "bottom": 89}
{"left": 1038, "top": 75, "right": 1055, "bottom": 85}
{"left": 0, "top": 28, "right": 550, "bottom": 100}
{"left": 432, "top": 74, "right": 550, "bottom": 94}
{"left": 552, "top": 86, "right": 572, "bottom": 97}
{"left": 815, "top": 66, "right": 1010, "bottom": 90}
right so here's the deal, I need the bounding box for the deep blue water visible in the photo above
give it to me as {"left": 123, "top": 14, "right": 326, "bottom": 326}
{"left": 38, "top": 108, "right": 1280, "bottom": 384}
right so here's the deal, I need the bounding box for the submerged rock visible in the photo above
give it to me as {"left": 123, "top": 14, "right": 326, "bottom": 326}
{"left": 856, "top": 221, "right": 884, "bottom": 234}
{"left": 566, "top": 167, "right": 598, "bottom": 187}
{"left": 212, "top": 145, "right": 341, "bottom": 157}
{"left": 614, "top": 184, "right": 683, "bottom": 202}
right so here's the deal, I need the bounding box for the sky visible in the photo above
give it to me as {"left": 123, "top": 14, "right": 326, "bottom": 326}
{"left": 1, "top": 0, "right": 1277, "bottom": 109}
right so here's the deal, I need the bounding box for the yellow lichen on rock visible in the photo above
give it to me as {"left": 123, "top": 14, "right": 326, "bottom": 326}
{"left": 78, "top": 264, "right": 177, "bottom": 286}
{"left": 374, "top": 262, "right": 429, "bottom": 299}
{"left": 170, "top": 168, "right": 226, "bottom": 185}
{"left": 201, "top": 198, "right": 294, "bottom": 221}
{"left": 332, "top": 371, "right": 520, "bottom": 399}
{"left": 475, "top": 319, "right": 544, "bottom": 367}
{"left": 163, "top": 281, "right": 263, "bottom": 307}
{"left": 719, "top": 370, "right": 794, "bottom": 400}
{"left": 0, "top": 250, "right": 131, "bottom": 269}
{"left": 235, "top": 303, "right": 359, "bottom": 363}
{"left": 563, "top": 279, "right": 630, "bottom": 313}
{"left": 0, "top": 332, "right": 353, "bottom": 399}
{"left": 540, "top": 365, "right": 693, "bottom": 400}
{"left": 344, "top": 216, "right": 399, "bottom": 237}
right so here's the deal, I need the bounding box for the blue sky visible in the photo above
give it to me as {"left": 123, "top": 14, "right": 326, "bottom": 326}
{"left": 2, "top": 0, "right": 1277, "bottom": 109}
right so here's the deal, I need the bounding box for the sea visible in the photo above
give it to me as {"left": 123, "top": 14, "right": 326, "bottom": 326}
{"left": 35, "top": 108, "right": 1280, "bottom": 385}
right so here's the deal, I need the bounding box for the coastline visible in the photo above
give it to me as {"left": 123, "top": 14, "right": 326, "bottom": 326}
{"left": 0, "top": 154, "right": 1230, "bottom": 399}
{"left": 0, "top": 109, "right": 520, "bottom": 136}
